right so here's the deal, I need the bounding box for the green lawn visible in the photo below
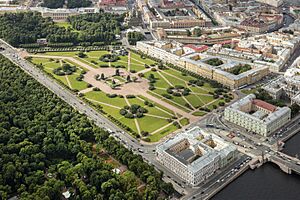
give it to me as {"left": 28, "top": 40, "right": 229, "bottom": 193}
{"left": 241, "top": 88, "right": 258, "bottom": 95}
{"left": 148, "top": 124, "right": 178, "bottom": 142}
{"left": 185, "top": 94, "right": 204, "bottom": 108}
{"left": 31, "top": 57, "right": 88, "bottom": 91}
{"left": 55, "top": 21, "right": 81, "bottom": 33}
{"left": 192, "top": 111, "right": 207, "bottom": 116}
{"left": 138, "top": 116, "right": 170, "bottom": 134}
{"left": 179, "top": 118, "right": 189, "bottom": 126}
{"left": 85, "top": 91, "right": 128, "bottom": 108}
{"left": 68, "top": 74, "right": 88, "bottom": 91}
{"left": 28, "top": 50, "right": 232, "bottom": 142}
{"left": 206, "top": 99, "right": 225, "bottom": 110}
{"left": 38, "top": 51, "right": 80, "bottom": 57}
{"left": 130, "top": 51, "right": 156, "bottom": 66}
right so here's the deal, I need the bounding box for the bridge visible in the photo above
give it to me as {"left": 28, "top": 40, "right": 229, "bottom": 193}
{"left": 267, "top": 153, "right": 300, "bottom": 175}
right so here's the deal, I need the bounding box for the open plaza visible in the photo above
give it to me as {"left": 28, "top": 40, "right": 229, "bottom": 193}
{"left": 27, "top": 49, "right": 230, "bottom": 142}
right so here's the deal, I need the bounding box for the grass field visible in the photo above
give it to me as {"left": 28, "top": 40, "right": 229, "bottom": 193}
{"left": 28, "top": 49, "right": 232, "bottom": 142}
{"left": 38, "top": 50, "right": 151, "bottom": 73}
{"left": 30, "top": 57, "right": 88, "bottom": 91}
{"left": 144, "top": 68, "right": 223, "bottom": 113}
{"left": 85, "top": 91, "right": 179, "bottom": 141}
{"left": 55, "top": 21, "right": 81, "bottom": 33}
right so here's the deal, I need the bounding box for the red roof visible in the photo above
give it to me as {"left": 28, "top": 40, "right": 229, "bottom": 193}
{"left": 252, "top": 99, "right": 277, "bottom": 112}
{"left": 184, "top": 44, "right": 208, "bottom": 52}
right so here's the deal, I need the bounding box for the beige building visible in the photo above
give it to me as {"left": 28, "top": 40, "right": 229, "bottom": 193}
{"left": 136, "top": 41, "right": 270, "bottom": 89}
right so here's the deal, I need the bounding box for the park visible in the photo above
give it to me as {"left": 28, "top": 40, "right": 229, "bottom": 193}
{"left": 27, "top": 49, "right": 232, "bottom": 142}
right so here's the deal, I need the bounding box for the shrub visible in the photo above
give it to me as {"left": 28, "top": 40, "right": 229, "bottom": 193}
{"left": 175, "top": 85, "right": 184, "bottom": 89}
{"left": 218, "top": 101, "right": 225, "bottom": 106}
{"left": 107, "top": 94, "right": 117, "bottom": 98}
{"left": 93, "top": 87, "right": 100, "bottom": 91}
{"left": 162, "top": 94, "right": 172, "bottom": 99}
{"left": 119, "top": 109, "right": 128, "bottom": 116}
{"left": 141, "top": 131, "right": 149, "bottom": 137}
{"left": 151, "top": 68, "right": 157, "bottom": 72}
{"left": 126, "top": 95, "right": 135, "bottom": 98}
{"left": 100, "top": 64, "right": 109, "bottom": 68}
{"left": 173, "top": 92, "right": 181, "bottom": 97}
{"left": 167, "top": 88, "right": 173, "bottom": 94}
{"left": 149, "top": 85, "right": 155, "bottom": 90}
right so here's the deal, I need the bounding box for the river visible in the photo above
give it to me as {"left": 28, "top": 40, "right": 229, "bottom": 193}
{"left": 212, "top": 132, "right": 300, "bottom": 200}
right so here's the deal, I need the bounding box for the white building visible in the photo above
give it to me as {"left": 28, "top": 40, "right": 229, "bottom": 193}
{"left": 156, "top": 127, "right": 238, "bottom": 186}
{"left": 255, "top": 0, "right": 283, "bottom": 7}
{"left": 224, "top": 94, "right": 291, "bottom": 137}
{"left": 263, "top": 59, "right": 300, "bottom": 105}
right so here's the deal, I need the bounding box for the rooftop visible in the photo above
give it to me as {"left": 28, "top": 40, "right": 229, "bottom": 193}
{"left": 157, "top": 127, "right": 236, "bottom": 172}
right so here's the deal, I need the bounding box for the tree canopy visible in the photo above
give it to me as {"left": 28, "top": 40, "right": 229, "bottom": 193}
{"left": 0, "top": 55, "right": 173, "bottom": 199}
{"left": 0, "top": 12, "right": 125, "bottom": 47}
{"left": 42, "top": 0, "right": 92, "bottom": 9}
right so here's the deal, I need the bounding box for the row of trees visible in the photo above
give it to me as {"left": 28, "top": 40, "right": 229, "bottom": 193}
{"left": 0, "top": 55, "right": 173, "bottom": 199}
{"left": 0, "top": 12, "right": 125, "bottom": 47}
{"left": 127, "top": 31, "right": 145, "bottom": 45}
{"left": 42, "top": 0, "right": 92, "bottom": 9}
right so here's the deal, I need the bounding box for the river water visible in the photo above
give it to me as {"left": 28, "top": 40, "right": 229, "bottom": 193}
{"left": 212, "top": 132, "right": 300, "bottom": 200}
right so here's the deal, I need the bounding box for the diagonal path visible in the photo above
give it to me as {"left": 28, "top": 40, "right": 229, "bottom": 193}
{"left": 65, "top": 75, "right": 72, "bottom": 89}
{"left": 29, "top": 54, "right": 95, "bottom": 71}
{"left": 124, "top": 96, "right": 141, "bottom": 135}
{"left": 86, "top": 98, "right": 122, "bottom": 109}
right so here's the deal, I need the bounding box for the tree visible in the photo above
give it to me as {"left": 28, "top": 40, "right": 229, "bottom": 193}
{"left": 126, "top": 75, "right": 131, "bottom": 82}
{"left": 193, "top": 28, "right": 202, "bottom": 37}
{"left": 78, "top": 51, "right": 87, "bottom": 58}
{"left": 115, "top": 69, "right": 120, "bottom": 76}
{"left": 0, "top": 55, "right": 174, "bottom": 199}
{"left": 101, "top": 73, "right": 105, "bottom": 80}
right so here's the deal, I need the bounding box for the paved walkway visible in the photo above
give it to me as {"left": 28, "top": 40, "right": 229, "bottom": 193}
{"left": 80, "top": 87, "right": 94, "bottom": 94}
{"left": 28, "top": 53, "right": 199, "bottom": 123}
{"left": 29, "top": 54, "right": 95, "bottom": 71}
{"left": 124, "top": 97, "right": 141, "bottom": 135}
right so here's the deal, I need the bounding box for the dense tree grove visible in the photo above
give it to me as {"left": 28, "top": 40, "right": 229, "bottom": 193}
{"left": 67, "top": 0, "right": 92, "bottom": 8}
{"left": 127, "top": 31, "right": 145, "bottom": 45}
{"left": 0, "top": 55, "right": 173, "bottom": 199}
{"left": 68, "top": 12, "right": 124, "bottom": 43}
{"left": 42, "top": 0, "right": 92, "bottom": 9}
{"left": 42, "top": 0, "right": 64, "bottom": 8}
{"left": 0, "top": 12, "right": 124, "bottom": 47}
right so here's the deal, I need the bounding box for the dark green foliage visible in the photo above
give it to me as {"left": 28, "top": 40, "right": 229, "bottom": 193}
{"left": 53, "top": 63, "right": 76, "bottom": 76}
{"left": 228, "top": 64, "right": 252, "bottom": 75}
{"left": 67, "top": 0, "right": 92, "bottom": 8}
{"left": 100, "top": 54, "right": 120, "bottom": 62}
{"left": 0, "top": 12, "right": 124, "bottom": 47}
{"left": 42, "top": 0, "right": 64, "bottom": 8}
{"left": 0, "top": 55, "right": 172, "bottom": 199}
{"left": 205, "top": 58, "right": 224, "bottom": 66}
{"left": 127, "top": 31, "right": 145, "bottom": 45}
{"left": 120, "top": 104, "right": 148, "bottom": 119}
{"left": 42, "top": 0, "right": 92, "bottom": 9}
